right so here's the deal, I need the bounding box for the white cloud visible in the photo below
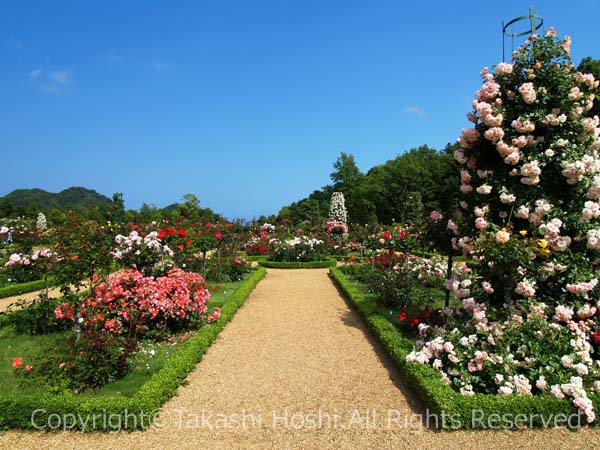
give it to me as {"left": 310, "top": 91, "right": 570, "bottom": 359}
{"left": 49, "top": 70, "right": 71, "bottom": 85}
{"left": 403, "top": 106, "right": 425, "bottom": 117}
{"left": 9, "top": 37, "right": 24, "bottom": 49}
{"left": 102, "top": 53, "right": 126, "bottom": 64}
{"left": 30, "top": 69, "right": 73, "bottom": 93}
{"left": 153, "top": 59, "right": 169, "bottom": 70}
{"left": 40, "top": 84, "right": 61, "bottom": 94}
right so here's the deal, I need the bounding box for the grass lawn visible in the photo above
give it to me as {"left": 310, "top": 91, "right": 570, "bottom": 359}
{"left": 0, "top": 275, "right": 249, "bottom": 398}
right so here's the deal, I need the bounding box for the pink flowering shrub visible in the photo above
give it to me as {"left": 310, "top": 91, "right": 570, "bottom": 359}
{"left": 47, "top": 267, "right": 218, "bottom": 390}
{"left": 407, "top": 300, "right": 600, "bottom": 422}
{"left": 452, "top": 29, "right": 600, "bottom": 308}
{"left": 111, "top": 230, "right": 174, "bottom": 275}
{"left": 73, "top": 268, "right": 214, "bottom": 337}
{"left": 411, "top": 29, "right": 600, "bottom": 424}
{"left": 3, "top": 248, "right": 56, "bottom": 283}
{"left": 326, "top": 221, "right": 349, "bottom": 235}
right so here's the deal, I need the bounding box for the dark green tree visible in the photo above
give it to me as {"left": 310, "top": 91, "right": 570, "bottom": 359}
{"left": 110, "top": 192, "right": 126, "bottom": 223}
{"left": 578, "top": 56, "right": 600, "bottom": 117}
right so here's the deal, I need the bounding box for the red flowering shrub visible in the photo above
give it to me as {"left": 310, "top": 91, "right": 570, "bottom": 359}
{"left": 245, "top": 243, "right": 271, "bottom": 255}
{"left": 397, "top": 306, "right": 443, "bottom": 333}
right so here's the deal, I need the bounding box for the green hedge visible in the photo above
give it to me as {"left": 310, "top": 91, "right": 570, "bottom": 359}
{"left": 0, "top": 278, "right": 57, "bottom": 299}
{"left": 259, "top": 259, "right": 337, "bottom": 269}
{"left": 329, "top": 267, "right": 599, "bottom": 429}
{"left": 0, "top": 267, "right": 267, "bottom": 431}
{"left": 465, "top": 260, "right": 481, "bottom": 270}
{"left": 244, "top": 255, "right": 269, "bottom": 262}
{"left": 411, "top": 250, "right": 438, "bottom": 259}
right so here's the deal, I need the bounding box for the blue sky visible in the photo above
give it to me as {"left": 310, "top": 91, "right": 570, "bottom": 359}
{"left": 1, "top": 1, "right": 599, "bottom": 220}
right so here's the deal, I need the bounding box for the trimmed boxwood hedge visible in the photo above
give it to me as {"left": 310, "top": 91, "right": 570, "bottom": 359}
{"left": 329, "top": 267, "right": 599, "bottom": 429}
{"left": 0, "top": 267, "right": 267, "bottom": 431}
{"left": 259, "top": 259, "right": 337, "bottom": 269}
{"left": 0, "top": 278, "right": 57, "bottom": 299}
{"left": 465, "top": 260, "right": 481, "bottom": 270}
{"left": 244, "top": 255, "right": 269, "bottom": 262}
{"left": 410, "top": 250, "right": 438, "bottom": 259}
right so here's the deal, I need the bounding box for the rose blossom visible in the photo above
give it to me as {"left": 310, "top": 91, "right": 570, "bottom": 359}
{"left": 495, "top": 229, "right": 510, "bottom": 243}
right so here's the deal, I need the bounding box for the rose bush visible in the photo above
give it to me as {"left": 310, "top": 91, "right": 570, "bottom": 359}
{"left": 410, "top": 29, "right": 600, "bottom": 423}
{"left": 270, "top": 236, "right": 328, "bottom": 262}
{"left": 452, "top": 29, "right": 599, "bottom": 308}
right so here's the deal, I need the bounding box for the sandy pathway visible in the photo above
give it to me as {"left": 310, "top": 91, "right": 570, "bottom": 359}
{"left": 0, "top": 287, "right": 62, "bottom": 313}
{"left": 1, "top": 268, "right": 600, "bottom": 449}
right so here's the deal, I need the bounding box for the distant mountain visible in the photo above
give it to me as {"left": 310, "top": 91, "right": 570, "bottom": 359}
{"left": 161, "top": 203, "right": 181, "bottom": 212}
{"left": 0, "top": 187, "right": 112, "bottom": 211}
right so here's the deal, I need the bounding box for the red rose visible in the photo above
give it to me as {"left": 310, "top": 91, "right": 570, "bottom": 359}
{"left": 408, "top": 318, "right": 420, "bottom": 328}
{"left": 383, "top": 231, "right": 392, "bottom": 240}
{"left": 398, "top": 230, "right": 408, "bottom": 239}
{"left": 593, "top": 331, "right": 600, "bottom": 346}
{"left": 215, "top": 232, "right": 222, "bottom": 239}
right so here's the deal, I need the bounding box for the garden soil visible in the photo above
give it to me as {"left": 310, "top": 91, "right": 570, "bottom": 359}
{"left": 1, "top": 268, "right": 599, "bottom": 449}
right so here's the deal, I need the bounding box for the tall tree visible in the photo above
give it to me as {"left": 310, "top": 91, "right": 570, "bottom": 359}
{"left": 330, "top": 152, "right": 363, "bottom": 189}
{"left": 577, "top": 56, "right": 600, "bottom": 117}
{"left": 330, "top": 152, "right": 375, "bottom": 224}
{"left": 110, "top": 192, "right": 126, "bottom": 223}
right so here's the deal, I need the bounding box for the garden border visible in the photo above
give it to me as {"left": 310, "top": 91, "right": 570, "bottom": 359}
{"left": 0, "top": 267, "right": 267, "bottom": 431}
{"left": 259, "top": 259, "right": 337, "bottom": 269}
{"left": 329, "top": 267, "right": 599, "bottom": 430}
{"left": 0, "top": 278, "right": 57, "bottom": 299}
{"left": 244, "top": 255, "right": 269, "bottom": 262}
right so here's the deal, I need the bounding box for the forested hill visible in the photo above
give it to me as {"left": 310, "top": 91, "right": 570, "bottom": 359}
{"left": 0, "top": 187, "right": 111, "bottom": 215}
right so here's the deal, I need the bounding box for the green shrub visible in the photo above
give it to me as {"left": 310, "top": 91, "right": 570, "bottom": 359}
{"left": 5, "top": 296, "right": 71, "bottom": 335}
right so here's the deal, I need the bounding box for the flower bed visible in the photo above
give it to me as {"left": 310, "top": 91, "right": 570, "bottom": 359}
{"left": 329, "top": 267, "right": 600, "bottom": 429}
{"left": 270, "top": 236, "right": 329, "bottom": 262}
{"left": 0, "top": 267, "right": 266, "bottom": 431}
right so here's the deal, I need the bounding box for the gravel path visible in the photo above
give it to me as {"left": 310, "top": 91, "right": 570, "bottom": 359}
{"left": 0, "top": 287, "right": 62, "bottom": 313}
{"left": 1, "top": 268, "right": 599, "bottom": 449}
